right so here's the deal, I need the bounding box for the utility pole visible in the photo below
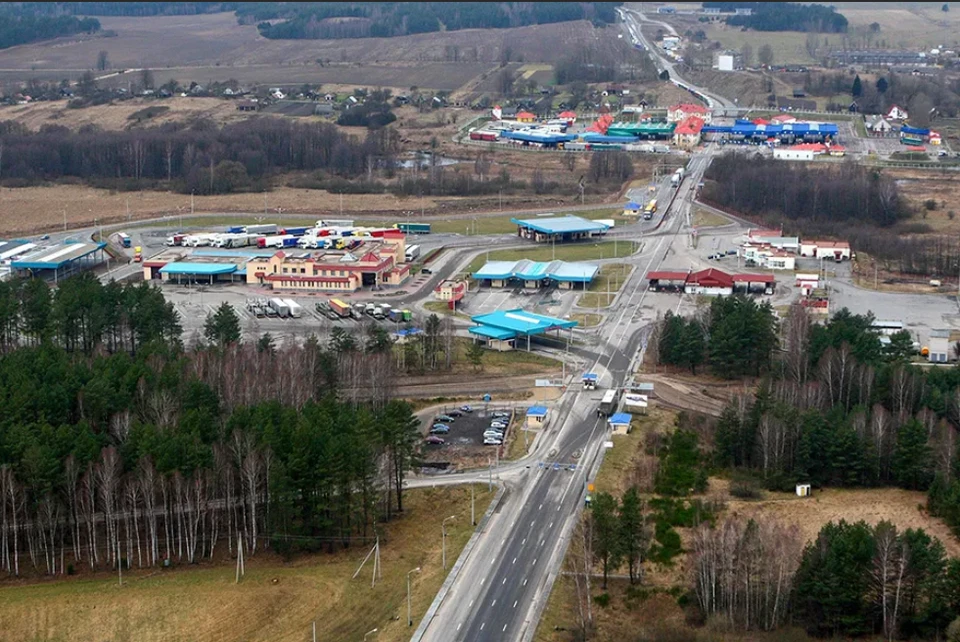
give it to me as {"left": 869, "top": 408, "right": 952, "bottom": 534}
{"left": 62, "top": 209, "right": 67, "bottom": 232}
{"left": 407, "top": 567, "right": 421, "bottom": 627}
{"left": 264, "top": 191, "right": 268, "bottom": 216}
{"left": 442, "top": 515, "right": 456, "bottom": 570}
{"left": 471, "top": 484, "right": 476, "bottom": 526}
{"left": 312, "top": 622, "right": 317, "bottom": 642}
{"left": 117, "top": 537, "right": 122, "bottom": 586}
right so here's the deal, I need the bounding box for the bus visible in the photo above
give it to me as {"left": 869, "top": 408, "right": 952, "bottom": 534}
{"left": 117, "top": 232, "right": 132, "bottom": 248}
{"left": 643, "top": 199, "right": 658, "bottom": 220}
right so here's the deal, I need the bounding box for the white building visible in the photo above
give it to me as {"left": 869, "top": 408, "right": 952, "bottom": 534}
{"left": 928, "top": 329, "right": 952, "bottom": 363}
{"left": 774, "top": 146, "right": 819, "bottom": 161}
{"left": 717, "top": 53, "right": 738, "bottom": 71}
{"left": 741, "top": 243, "right": 797, "bottom": 270}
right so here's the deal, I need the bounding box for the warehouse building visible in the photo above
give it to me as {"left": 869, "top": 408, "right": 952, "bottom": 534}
{"left": 472, "top": 259, "right": 599, "bottom": 289}
{"left": 247, "top": 244, "right": 409, "bottom": 292}
{"left": 648, "top": 268, "right": 776, "bottom": 295}
{"left": 606, "top": 121, "right": 676, "bottom": 140}
{"left": 512, "top": 216, "right": 609, "bottom": 243}
{"left": 144, "top": 248, "right": 273, "bottom": 282}
{"left": 469, "top": 308, "right": 578, "bottom": 351}
{"left": 10, "top": 240, "right": 107, "bottom": 282}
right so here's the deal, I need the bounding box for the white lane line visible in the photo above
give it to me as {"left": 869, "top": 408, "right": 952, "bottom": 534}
{"left": 514, "top": 600, "right": 518, "bottom": 609}
{"left": 501, "top": 538, "right": 506, "bottom": 545}
{"left": 523, "top": 578, "right": 528, "bottom": 586}
{"left": 502, "top": 577, "right": 507, "bottom": 585}
{"left": 522, "top": 538, "right": 526, "bottom": 545}
{"left": 512, "top": 557, "right": 517, "bottom": 564}
{"left": 480, "top": 622, "right": 485, "bottom": 631}
{"left": 503, "top": 624, "right": 508, "bottom": 632}
{"left": 550, "top": 521, "right": 554, "bottom": 528}
{"left": 540, "top": 538, "right": 545, "bottom": 547}
{"left": 538, "top": 503, "right": 542, "bottom": 510}
{"left": 533, "top": 558, "right": 538, "bottom": 565}
{"left": 490, "top": 557, "right": 495, "bottom": 565}
{"left": 481, "top": 577, "right": 485, "bottom": 585}
{"left": 457, "top": 622, "right": 463, "bottom": 631}
{"left": 492, "top": 599, "right": 497, "bottom": 607}
{"left": 470, "top": 599, "right": 474, "bottom": 608}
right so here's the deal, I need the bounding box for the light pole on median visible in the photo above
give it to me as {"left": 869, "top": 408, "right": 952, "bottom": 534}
{"left": 407, "top": 567, "right": 421, "bottom": 627}
{"left": 442, "top": 515, "right": 456, "bottom": 570}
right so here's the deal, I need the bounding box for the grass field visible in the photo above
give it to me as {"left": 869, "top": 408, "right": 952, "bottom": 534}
{"left": 0, "top": 485, "right": 494, "bottom": 642}
{"left": 568, "top": 312, "right": 602, "bottom": 327}
{"left": 702, "top": 24, "right": 816, "bottom": 65}
{"left": 462, "top": 242, "right": 637, "bottom": 277}
{"left": 374, "top": 208, "right": 626, "bottom": 237}
{"left": 577, "top": 263, "right": 632, "bottom": 309}
{"left": 691, "top": 207, "right": 730, "bottom": 228}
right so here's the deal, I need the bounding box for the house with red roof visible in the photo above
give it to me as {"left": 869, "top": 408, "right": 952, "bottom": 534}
{"left": 516, "top": 111, "right": 536, "bottom": 123}
{"left": 648, "top": 268, "right": 776, "bottom": 295}
{"left": 667, "top": 103, "right": 712, "bottom": 124}
{"left": 673, "top": 116, "right": 705, "bottom": 148}
{"left": 886, "top": 104, "right": 908, "bottom": 121}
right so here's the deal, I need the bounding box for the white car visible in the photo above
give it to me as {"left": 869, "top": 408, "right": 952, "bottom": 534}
{"left": 484, "top": 437, "right": 503, "bottom": 446}
{"left": 490, "top": 421, "right": 507, "bottom": 429}
{"left": 483, "top": 430, "right": 504, "bottom": 440}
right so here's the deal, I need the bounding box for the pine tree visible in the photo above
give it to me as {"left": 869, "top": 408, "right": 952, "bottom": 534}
{"left": 618, "top": 487, "right": 648, "bottom": 584}
{"left": 852, "top": 74, "right": 863, "bottom": 98}
{"left": 679, "top": 321, "right": 705, "bottom": 374}
{"left": 202, "top": 302, "right": 241, "bottom": 347}
{"left": 591, "top": 492, "right": 622, "bottom": 589}
{"left": 892, "top": 419, "right": 933, "bottom": 490}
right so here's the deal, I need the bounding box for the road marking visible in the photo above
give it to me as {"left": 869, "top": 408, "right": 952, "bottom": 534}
{"left": 550, "top": 522, "right": 554, "bottom": 528}
{"left": 514, "top": 600, "right": 518, "bottom": 608}
{"left": 490, "top": 557, "right": 495, "bottom": 565}
{"left": 457, "top": 622, "right": 462, "bottom": 631}
{"left": 470, "top": 599, "right": 474, "bottom": 608}
{"left": 538, "top": 503, "right": 542, "bottom": 510}
{"left": 503, "top": 624, "right": 508, "bottom": 632}
{"left": 523, "top": 578, "right": 528, "bottom": 586}
{"left": 502, "top": 577, "right": 507, "bottom": 585}
{"left": 492, "top": 599, "right": 496, "bottom": 607}
{"left": 540, "top": 538, "right": 545, "bottom": 547}
{"left": 480, "top": 622, "right": 485, "bottom": 631}
{"left": 501, "top": 538, "right": 506, "bottom": 545}
{"left": 522, "top": 538, "right": 526, "bottom": 545}
{"left": 512, "top": 557, "right": 517, "bottom": 564}
{"left": 481, "top": 577, "right": 485, "bottom": 585}
{"left": 533, "top": 558, "right": 537, "bottom": 565}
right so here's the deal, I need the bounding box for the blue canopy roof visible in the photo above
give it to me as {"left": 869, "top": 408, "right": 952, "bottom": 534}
{"left": 527, "top": 405, "right": 548, "bottom": 417}
{"left": 472, "top": 259, "right": 599, "bottom": 283}
{"left": 703, "top": 121, "right": 840, "bottom": 139}
{"left": 901, "top": 124, "right": 930, "bottom": 136}
{"left": 609, "top": 412, "right": 632, "bottom": 425}
{"left": 159, "top": 262, "right": 237, "bottom": 275}
{"left": 512, "top": 216, "right": 609, "bottom": 235}
{"left": 623, "top": 201, "right": 643, "bottom": 211}
{"left": 501, "top": 130, "right": 577, "bottom": 144}
{"left": 469, "top": 325, "right": 517, "bottom": 340}
{"left": 582, "top": 133, "right": 638, "bottom": 144}
{"left": 471, "top": 308, "right": 578, "bottom": 336}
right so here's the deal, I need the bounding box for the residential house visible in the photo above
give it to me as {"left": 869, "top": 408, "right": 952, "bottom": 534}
{"left": 623, "top": 201, "right": 643, "bottom": 216}
{"left": 516, "top": 111, "right": 536, "bottom": 123}
{"left": 237, "top": 99, "right": 258, "bottom": 112}
{"left": 741, "top": 243, "right": 796, "bottom": 270}
{"left": 865, "top": 114, "right": 893, "bottom": 135}
{"left": 667, "top": 103, "right": 712, "bottom": 124}
{"left": 673, "top": 116, "right": 704, "bottom": 148}
{"left": 887, "top": 104, "right": 908, "bottom": 120}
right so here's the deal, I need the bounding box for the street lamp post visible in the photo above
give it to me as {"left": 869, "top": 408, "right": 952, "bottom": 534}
{"left": 407, "top": 567, "right": 421, "bottom": 626}
{"left": 442, "top": 515, "right": 456, "bottom": 570}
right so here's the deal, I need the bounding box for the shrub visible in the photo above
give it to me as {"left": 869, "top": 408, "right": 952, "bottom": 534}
{"left": 729, "top": 479, "right": 764, "bottom": 499}
{"left": 925, "top": 198, "right": 939, "bottom": 211}
{"left": 593, "top": 592, "right": 611, "bottom": 608}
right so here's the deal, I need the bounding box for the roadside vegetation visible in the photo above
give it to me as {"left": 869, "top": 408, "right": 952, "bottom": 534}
{"left": 578, "top": 264, "right": 631, "bottom": 309}
{"left": 537, "top": 301, "right": 960, "bottom": 641}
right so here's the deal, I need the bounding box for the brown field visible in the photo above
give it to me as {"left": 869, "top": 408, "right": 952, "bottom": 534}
{"left": 0, "top": 13, "right": 617, "bottom": 90}
{"left": 0, "top": 485, "right": 495, "bottom": 642}
{"left": 890, "top": 168, "right": 960, "bottom": 233}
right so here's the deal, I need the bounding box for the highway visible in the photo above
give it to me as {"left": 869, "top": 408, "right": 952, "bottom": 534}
{"left": 413, "top": 148, "right": 714, "bottom": 642}
{"left": 618, "top": 7, "right": 739, "bottom": 115}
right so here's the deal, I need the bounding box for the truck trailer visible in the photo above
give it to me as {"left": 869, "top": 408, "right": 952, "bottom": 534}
{"left": 405, "top": 244, "right": 421, "bottom": 261}
{"left": 598, "top": 389, "right": 620, "bottom": 417}
{"left": 282, "top": 298, "right": 303, "bottom": 318}
{"left": 395, "top": 222, "right": 431, "bottom": 234}
{"left": 317, "top": 219, "right": 355, "bottom": 229}
{"left": 269, "top": 298, "right": 290, "bottom": 318}
{"left": 245, "top": 224, "right": 278, "bottom": 235}
{"left": 329, "top": 298, "right": 351, "bottom": 318}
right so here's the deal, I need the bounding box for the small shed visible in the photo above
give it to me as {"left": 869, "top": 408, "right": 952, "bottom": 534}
{"left": 526, "top": 405, "right": 548, "bottom": 429}
{"left": 623, "top": 201, "right": 643, "bottom": 216}
{"left": 608, "top": 412, "right": 632, "bottom": 435}
{"left": 796, "top": 484, "right": 811, "bottom": 497}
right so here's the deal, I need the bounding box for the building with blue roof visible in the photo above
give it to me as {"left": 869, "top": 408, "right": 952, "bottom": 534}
{"left": 512, "top": 216, "right": 609, "bottom": 243}
{"left": 608, "top": 412, "right": 633, "bottom": 435}
{"left": 10, "top": 241, "right": 107, "bottom": 282}
{"left": 500, "top": 130, "right": 577, "bottom": 148}
{"left": 472, "top": 259, "right": 599, "bottom": 289}
{"left": 701, "top": 120, "right": 840, "bottom": 144}
{"left": 526, "top": 405, "right": 548, "bottom": 429}
{"left": 469, "top": 308, "right": 578, "bottom": 351}
{"left": 623, "top": 201, "right": 643, "bottom": 216}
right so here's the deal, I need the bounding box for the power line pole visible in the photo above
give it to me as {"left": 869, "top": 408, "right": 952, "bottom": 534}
{"left": 471, "top": 484, "right": 476, "bottom": 526}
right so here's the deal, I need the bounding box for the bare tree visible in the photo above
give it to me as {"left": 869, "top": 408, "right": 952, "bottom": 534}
{"left": 566, "top": 514, "right": 594, "bottom": 639}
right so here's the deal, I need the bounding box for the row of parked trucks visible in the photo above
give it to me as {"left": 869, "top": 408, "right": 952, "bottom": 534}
{"left": 321, "top": 298, "right": 413, "bottom": 322}
{"left": 244, "top": 297, "right": 304, "bottom": 319}
{"left": 166, "top": 220, "right": 432, "bottom": 249}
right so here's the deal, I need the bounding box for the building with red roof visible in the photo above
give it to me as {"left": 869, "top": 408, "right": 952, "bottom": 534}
{"left": 673, "top": 116, "right": 705, "bottom": 148}
{"left": 771, "top": 114, "right": 797, "bottom": 124}
{"left": 648, "top": 268, "right": 776, "bottom": 295}
{"left": 668, "top": 103, "right": 712, "bottom": 124}
{"left": 516, "top": 111, "right": 536, "bottom": 123}
{"left": 558, "top": 110, "right": 577, "bottom": 124}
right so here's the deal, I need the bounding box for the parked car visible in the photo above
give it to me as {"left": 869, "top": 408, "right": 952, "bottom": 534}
{"left": 725, "top": 249, "right": 737, "bottom": 256}
{"left": 447, "top": 409, "right": 463, "bottom": 417}
{"left": 40, "top": 234, "right": 50, "bottom": 241}
{"left": 490, "top": 421, "right": 507, "bottom": 429}
{"left": 425, "top": 435, "right": 445, "bottom": 445}
{"left": 421, "top": 268, "right": 432, "bottom": 275}
{"left": 435, "top": 415, "right": 455, "bottom": 423}
{"left": 483, "top": 437, "right": 503, "bottom": 446}
{"left": 492, "top": 412, "right": 510, "bottom": 419}
{"left": 484, "top": 430, "right": 504, "bottom": 439}
{"left": 460, "top": 405, "right": 473, "bottom": 413}
{"left": 430, "top": 425, "right": 450, "bottom": 434}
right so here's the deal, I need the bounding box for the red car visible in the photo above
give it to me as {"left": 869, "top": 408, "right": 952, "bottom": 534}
{"left": 424, "top": 435, "right": 445, "bottom": 445}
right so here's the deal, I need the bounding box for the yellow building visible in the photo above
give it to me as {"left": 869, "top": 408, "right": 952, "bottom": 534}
{"left": 247, "top": 240, "right": 410, "bottom": 292}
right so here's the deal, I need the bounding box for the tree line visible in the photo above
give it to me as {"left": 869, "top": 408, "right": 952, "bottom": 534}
{"left": 0, "top": 275, "right": 427, "bottom": 578}
{"left": 0, "top": 116, "right": 396, "bottom": 194}
{"left": 0, "top": 6, "right": 99, "bottom": 50}
{"left": 704, "top": 2, "right": 848, "bottom": 33}
{"left": 243, "top": 2, "right": 622, "bottom": 41}
{"left": 655, "top": 295, "right": 779, "bottom": 378}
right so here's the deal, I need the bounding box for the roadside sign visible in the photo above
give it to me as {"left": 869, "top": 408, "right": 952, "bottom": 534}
{"left": 587, "top": 483, "right": 595, "bottom": 492}
{"left": 604, "top": 441, "right": 614, "bottom": 449}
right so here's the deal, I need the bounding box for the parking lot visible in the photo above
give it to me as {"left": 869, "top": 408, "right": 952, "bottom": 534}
{"left": 420, "top": 404, "right": 517, "bottom": 461}
{"left": 459, "top": 285, "right": 584, "bottom": 322}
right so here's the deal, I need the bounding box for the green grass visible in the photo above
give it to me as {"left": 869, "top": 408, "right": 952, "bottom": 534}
{"left": 372, "top": 208, "right": 627, "bottom": 237}
{"left": 568, "top": 312, "right": 602, "bottom": 327}
{"left": 702, "top": 25, "right": 816, "bottom": 65}
{"left": 854, "top": 117, "right": 867, "bottom": 138}
{"left": 0, "top": 485, "right": 493, "bottom": 642}
{"left": 463, "top": 242, "right": 637, "bottom": 278}
{"left": 423, "top": 300, "right": 469, "bottom": 318}
{"left": 577, "top": 263, "right": 631, "bottom": 310}
{"left": 691, "top": 207, "right": 730, "bottom": 228}
{"left": 744, "top": 109, "right": 855, "bottom": 122}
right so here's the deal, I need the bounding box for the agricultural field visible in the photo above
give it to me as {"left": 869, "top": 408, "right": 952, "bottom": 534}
{"left": 888, "top": 167, "right": 960, "bottom": 233}
{"left": 0, "top": 485, "right": 494, "bottom": 642}
{"left": 700, "top": 24, "right": 817, "bottom": 66}
{"left": 0, "top": 13, "right": 617, "bottom": 90}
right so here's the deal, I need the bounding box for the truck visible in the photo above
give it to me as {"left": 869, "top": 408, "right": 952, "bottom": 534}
{"left": 245, "top": 224, "right": 278, "bottom": 235}
{"left": 185, "top": 234, "right": 215, "bottom": 247}
{"left": 133, "top": 246, "right": 142, "bottom": 263}
{"left": 317, "top": 219, "right": 355, "bottom": 229}
{"left": 402, "top": 309, "right": 412, "bottom": 322}
{"left": 282, "top": 298, "right": 303, "bottom": 318}
{"left": 598, "top": 389, "right": 620, "bottom": 417}
{"left": 395, "top": 222, "right": 432, "bottom": 234}
{"left": 281, "top": 236, "right": 298, "bottom": 248}
{"left": 226, "top": 234, "right": 258, "bottom": 249}
{"left": 268, "top": 298, "right": 290, "bottom": 318}
{"left": 671, "top": 167, "right": 685, "bottom": 187}
{"left": 329, "top": 298, "right": 351, "bottom": 318}
{"left": 117, "top": 232, "right": 132, "bottom": 248}
{"left": 281, "top": 227, "right": 308, "bottom": 237}
{"left": 259, "top": 235, "right": 295, "bottom": 248}
{"left": 405, "top": 244, "right": 421, "bottom": 261}
{"left": 227, "top": 226, "right": 245, "bottom": 234}
{"left": 166, "top": 234, "right": 185, "bottom": 246}
{"left": 643, "top": 200, "right": 658, "bottom": 220}
{"left": 388, "top": 308, "right": 403, "bottom": 322}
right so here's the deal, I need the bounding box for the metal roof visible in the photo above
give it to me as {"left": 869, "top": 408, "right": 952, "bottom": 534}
{"left": 582, "top": 133, "right": 638, "bottom": 143}
{"left": 159, "top": 262, "right": 238, "bottom": 275}
{"left": 501, "top": 130, "right": 577, "bottom": 144}
{"left": 468, "top": 325, "right": 517, "bottom": 340}
{"left": 527, "top": 405, "right": 548, "bottom": 417}
{"left": 0, "top": 241, "right": 33, "bottom": 262}
{"left": 471, "top": 308, "right": 578, "bottom": 336}
{"left": 11, "top": 241, "right": 106, "bottom": 270}
{"left": 472, "top": 259, "right": 599, "bottom": 283}
{"left": 609, "top": 412, "right": 632, "bottom": 425}
{"left": 511, "top": 216, "right": 609, "bottom": 235}
{"left": 648, "top": 270, "right": 690, "bottom": 281}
